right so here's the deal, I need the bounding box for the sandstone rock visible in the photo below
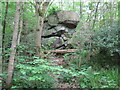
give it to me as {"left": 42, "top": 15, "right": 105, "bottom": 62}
{"left": 57, "top": 11, "right": 79, "bottom": 28}
{"left": 42, "top": 37, "right": 63, "bottom": 49}
{"left": 43, "top": 22, "right": 51, "bottom": 30}
{"left": 51, "top": 37, "right": 63, "bottom": 49}
{"left": 41, "top": 11, "right": 80, "bottom": 49}
{"left": 42, "top": 28, "right": 56, "bottom": 36}
{"left": 54, "top": 25, "right": 66, "bottom": 31}
{"left": 42, "top": 37, "right": 57, "bottom": 46}
{"left": 48, "top": 14, "right": 59, "bottom": 26}
{"left": 42, "top": 24, "right": 68, "bottom": 38}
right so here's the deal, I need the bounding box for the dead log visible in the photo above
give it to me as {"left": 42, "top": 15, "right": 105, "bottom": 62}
{"left": 46, "top": 49, "right": 77, "bottom": 54}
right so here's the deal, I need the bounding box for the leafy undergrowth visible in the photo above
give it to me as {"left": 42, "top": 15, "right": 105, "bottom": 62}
{"left": 48, "top": 54, "right": 119, "bottom": 88}
{"left": 11, "top": 56, "right": 81, "bottom": 88}
{"left": 64, "top": 65, "right": 118, "bottom": 88}
{"left": 49, "top": 56, "right": 80, "bottom": 88}
{"left": 77, "top": 64, "right": 118, "bottom": 88}
{"left": 9, "top": 53, "right": 119, "bottom": 89}
{"left": 56, "top": 52, "right": 119, "bottom": 88}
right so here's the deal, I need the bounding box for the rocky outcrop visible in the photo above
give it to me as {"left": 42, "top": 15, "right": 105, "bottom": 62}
{"left": 25, "top": 11, "right": 79, "bottom": 49}
{"left": 42, "top": 11, "right": 80, "bottom": 49}
{"left": 46, "top": 11, "right": 79, "bottom": 28}
{"left": 57, "top": 11, "right": 79, "bottom": 29}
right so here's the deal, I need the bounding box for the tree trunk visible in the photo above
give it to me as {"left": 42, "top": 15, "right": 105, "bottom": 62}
{"left": 80, "top": 0, "right": 82, "bottom": 18}
{"left": 0, "top": 24, "right": 3, "bottom": 90}
{"left": 118, "top": 2, "right": 120, "bottom": 27}
{"left": 17, "top": 15, "right": 23, "bottom": 45}
{"left": 2, "top": 2, "right": 8, "bottom": 73}
{"left": 35, "top": 16, "right": 44, "bottom": 57}
{"left": 73, "top": 0, "right": 74, "bottom": 9}
{"left": 118, "top": 2, "right": 120, "bottom": 83}
{"left": 35, "top": 0, "right": 51, "bottom": 58}
{"left": 92, "top": 2, "right": 100, "bottom": 30}
{"left": 17, "top": 3, "right": 24, "bottom": 45}
{"left": 6, "top": 1, "right": 20, "bottom": 89}
{"left": 34, "top": 1, "right": 42, "bottom": 57}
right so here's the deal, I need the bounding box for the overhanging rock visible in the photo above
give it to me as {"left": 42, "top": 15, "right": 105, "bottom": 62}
{"left": 57, "top": 11, "right": 79, "bottom": 28}
{"left": 42, "top": 11, "right": 80, "bottom": 49}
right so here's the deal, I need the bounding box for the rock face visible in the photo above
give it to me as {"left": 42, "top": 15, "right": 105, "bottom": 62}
{"left": 57, "top": 11, "right": 79, "bottom": 28}
{"left": 42, "top": 11, "right": 80, "bottom": 49}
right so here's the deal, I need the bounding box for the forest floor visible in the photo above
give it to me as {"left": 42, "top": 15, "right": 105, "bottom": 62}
{"left": 49, "top": 55, "right": 80, "bottom": 88}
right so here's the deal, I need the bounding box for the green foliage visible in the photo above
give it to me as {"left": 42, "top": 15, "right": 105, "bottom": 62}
{"left": 11, "top": 44, "right": 82, "bottom": 88}
{"left": 2, "top": 1, "right": 119, "bottom": 89}
{"left": 70, "top": 22, "right": 93, "bottom": 48}
{"left": 78, "top": 66, "right": 118, "bottom": 88}
{"left": 47, "top": 5, "right": 61, "bottom": 16}
{"left": 59, "top": 72, "right": 76, "bottom": 83}
{"left": 9, "top": 45, "right": 54, "bottom": 88}
{"left": 63, "top": 21, "right": 119, "bottom": 88}
{"left": 93, "top": 22, "right": 120, "bottom": 57}
{"left": 68, "top": 22, "right": 93, "bottom": 67}
{"left": 12, "top": 57, "right": 85, "bottom": 88}
{"left": 12, "top": 59, "right": 56, "bottom": 88}
{"left": 63, "top": 52, "right": 87, "bottom": 68}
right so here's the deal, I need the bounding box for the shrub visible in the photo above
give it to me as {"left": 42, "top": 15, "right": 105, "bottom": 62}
{"left": 11, "top": 56, "right": 82, "bottom": 88}
{"left": 68, "top": 22, "right": 94, "bottom": 66}
{"left": 47, "top": 5, "right": 61, "bottom": 16}
{"left": 78, "top": 66, "right": 118, "bottom": 88}
{"left": 93, "top": 22, "right": 120, "bottom": 60}
{"left": 12, "top": 58, "right": 56, "bottom": 88}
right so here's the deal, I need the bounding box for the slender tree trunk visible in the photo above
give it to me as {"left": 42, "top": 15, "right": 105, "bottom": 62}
{"left": 80, "top": 0, "right": 82, "bottom": 18}
{"left": 6, "top": 1, "right": 20, "bottom": 89}
{"left": 17, "top": 3, "right": 24, "bottom": 45}
{"left": 0, "top": 2, "right": 2, "bottom": 90}
{"left": 118, "top": 2, "right": 120, "bottom": 86}
{"left": 118, "top": 2, "right": 120, "bottom": 26}
{"left": 35, "top": 15, "right": 44, "bottom": 57}
{"left": 35, "top": 0, "right": 51, "bottom": 58}
{"left": 35, "top": 1, "right": 42, "bottom": 57}
{"left": 92, "top": 2, "right": 100, "bottom": 30}
{"left": 17, "top": 15, "right": 23, "bottom": 45}
{"left": 22, "top": 20, "right": 28, "bottom": 43}
{"left": 0, "top": 25, "right": 3, "bottom": 90}
{"left": 2, "top": 2, "right": 8, "bottom": 73}
{"left": 73, "top": 0, "right": 74, "bottom": 9}
{"left": 19, "top": 3, "right": 28, "bottom": 44}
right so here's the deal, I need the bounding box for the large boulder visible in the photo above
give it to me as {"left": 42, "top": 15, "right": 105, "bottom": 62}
{"left": 41, "top": 11, "right": 80, "bottom": 49}
{"left": 57, "top": 11, "right": 79, "bottom": 22}
{"left": 26, "top": 10, "right": 80, "bottom": 49}
{"left": 47, "top": 11, "right": 80, "bottom": 28}
{"left": 57, "top": 11, "right": 79, "bottom": 28}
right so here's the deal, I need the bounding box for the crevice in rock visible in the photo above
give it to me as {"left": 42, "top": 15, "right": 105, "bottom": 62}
{"left": 42, "top": 30, "right": 68, "bottom": 38}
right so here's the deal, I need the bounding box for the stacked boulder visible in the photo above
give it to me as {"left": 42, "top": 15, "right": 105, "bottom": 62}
{"left": 42, "top": 11, "right": 80, "bottom": 49}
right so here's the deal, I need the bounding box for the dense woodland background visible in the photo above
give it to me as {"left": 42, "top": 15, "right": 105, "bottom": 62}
{"left": 0, "top": 0, "right": 120, "bottom": 89}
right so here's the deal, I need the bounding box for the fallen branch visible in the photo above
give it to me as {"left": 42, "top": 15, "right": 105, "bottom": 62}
{"left": 46, "top": 49, "right": 77, "bottom": 54}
